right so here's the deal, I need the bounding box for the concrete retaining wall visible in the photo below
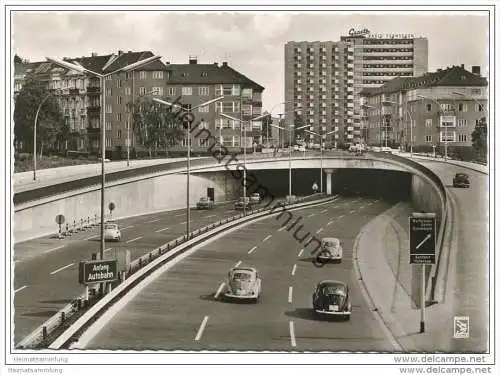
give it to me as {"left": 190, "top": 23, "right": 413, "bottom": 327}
{"left": 14, "top": 171, "right": 240, "bottom": 243}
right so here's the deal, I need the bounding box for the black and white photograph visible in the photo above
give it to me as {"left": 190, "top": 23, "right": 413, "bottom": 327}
{"left": 1, "top": 2, "right": 496, "bottom": 375}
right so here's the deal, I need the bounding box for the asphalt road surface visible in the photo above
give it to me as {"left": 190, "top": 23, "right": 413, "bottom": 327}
{"left": 81, "top": 196, "right": 397, "bottom": 351}
{"left": 417, "top": 161, "right": 489, "bottom": 352}
{"left": 13, "top": 201, "right": 244, "bottom": 343}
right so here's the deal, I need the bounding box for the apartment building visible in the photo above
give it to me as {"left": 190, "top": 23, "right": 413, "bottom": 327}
{"left": 359, "top": 65, "right": 487, "bottom": 151}
{"left": 14, "top": 50, "right": 168, "bottom": 156}
{"left": 284, "top": 28, "right": 428, "bottom": 147}
{"left": 165, "top": 57, "right": 264, "bottom": 152}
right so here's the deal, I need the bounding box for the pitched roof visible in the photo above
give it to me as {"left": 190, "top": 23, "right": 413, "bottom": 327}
{"left": 166, "top": 61, "right": 264, "bottom": 90}
{"left": 360, "top": 65, "right": 488, "bottom": 97}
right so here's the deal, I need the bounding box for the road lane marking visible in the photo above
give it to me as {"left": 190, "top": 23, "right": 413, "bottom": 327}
{"left": 234, "top": 260, "right": 242, "bottom": 267}
{"left": 248, "top": 246, "right": 257, "bottom": 254}
{"left": 214, "top": 283, "right": 225, "bottom": 299}
{"left": 126, "top": 236, "right": 142, "bottom": 243}
{"left": 298, "top": 249, "right": 304, "bottom": 257}
{"left": 43, "top": 245, "right": 66, "bottom": 254}
{"left": 175, "top": 213, "right": 184, "bottom": 217}
{"left": 291, "top": 264, "right": 297, "bottom": 276}
{"left": 327, "top": 221, "right": 333, "bottom": 226}
{"left": 194, "top": 316, "right": 209, "bottom": 341}
{"left": 146, "top": 219, "right": 160, "bottom": 223}
{"left": 204, "top": 214, "right": 216, "bottom": 218}
{"left": 368, "top": 202, "right": 373, "bottom": 206}
{"left": 155, "top": 227, "right": 169, "bottom": 233}
{"left": 289, "top": 321, "right": 296, "bottom": 347}
{"left": 278, "top": 226, "right": 287, "bottom": 232}
{"left": 104, "top": 248, "right": 113, "bottom": 253}
{"left": 14, "top": 285, "right": 28, "bottom": 294}
{"left": 338, "top": 215, "right": 344, "bottom": 219}
{"left": 50, "top": 263, "right": 74, "bottom": 275}
{"left": 307, "top": 213, "right": 315, "bottom": 218}
{"left": 262, "top": 234, "right": 272, "bottom": 242}
{"left": 316, "top": 228, "right": 324, "bottom": 234}
{"left": 288, "top": 286, "right": 293, "bottom": 303}
{"left": 84, "top": 235, "right": 98, "bottom": 241}
{"left": 320, "top": 209, "right": 327, "bottom": 213}
{"left": 180, "top": 221, "right": 187, "bottom": 225}
{"left": 121, "top": 225, "right": 134, "bottom": 230}
{"left": 360, "top": 205, "right": 365, "bottom": 209}
{"left": 349, "top": 209, "right": 356, "bottom": 214}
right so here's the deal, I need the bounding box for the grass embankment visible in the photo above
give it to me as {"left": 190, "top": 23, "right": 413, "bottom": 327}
{"left": 14, "top": 154, "right": 97, "bottom": 173}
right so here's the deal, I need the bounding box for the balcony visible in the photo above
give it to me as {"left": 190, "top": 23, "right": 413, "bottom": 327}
{"left": 87, "top": 86, "right": 101, "bottom": 94}
{"left": 87, "top": 127, "right": 100, "bottom": 137}
{"left": 69, "top": 88, "right": 80, "bottom": 96}
{"left": 87, "top": 106, "right": 101, "bottom": 117}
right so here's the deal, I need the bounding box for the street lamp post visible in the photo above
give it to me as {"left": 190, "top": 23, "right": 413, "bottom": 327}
{"left": 304, "top": 129, "right": 335, "bottom": 193}
{"left": 33, "top": 90, "right": 58, "bottom": 180}
{"left": 153, "top": 96, "right": 224, "bottom": 235}
{"left": 219, "top": 111, "right": 269, "bottom": 215}
{"left": 47, "top": 55, "right": 162, "bottom": 262}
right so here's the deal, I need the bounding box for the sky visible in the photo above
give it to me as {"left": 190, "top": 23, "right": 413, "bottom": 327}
{"left": 11, "top": 10, "right": 489, "bottom": 112}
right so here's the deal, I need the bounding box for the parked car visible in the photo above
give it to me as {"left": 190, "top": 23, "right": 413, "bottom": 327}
{"left": 234, "top": 196, "right": 252, "bottom": 210}
{"left": 223, "top": 267, "right": 262, "bottom": 302}
{"left": 298, "top": 145, "right": 306, "bottom": 152}
{"left": 453, "top": 173, "right": 470, "bottom": 188}
{"left": 250, "top": 192, "right": 262, "bottom": 204}
{"left": 196, "top": 197, "right": 214, "bottom": 210}
{"left": 317, "top": 237, "right": 343, "bottom": 263}
{"left": 380, "top": 146, "right": 393, "bottom": 153}
{"left": 104, "top": 222, "right": 121, "bottom": 242}
{"left": 312, "top": 280, "right": 351, "bottom": 320}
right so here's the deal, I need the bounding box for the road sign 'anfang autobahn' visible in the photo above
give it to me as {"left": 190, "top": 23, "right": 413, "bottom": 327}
{"left": 409, "top": 212, "right": 436, "bottom": 264}
{"left": 79, "top": 259, "right": 118, "bottom": 284}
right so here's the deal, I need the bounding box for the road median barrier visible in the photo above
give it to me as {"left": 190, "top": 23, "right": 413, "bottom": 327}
{"left": 15, "top": 193, "right": 333, "bottom": 350}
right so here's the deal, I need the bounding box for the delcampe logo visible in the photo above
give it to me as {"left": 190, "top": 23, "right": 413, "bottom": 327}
{"left": 454, "top": 316, "right": 470, "bottom": 339}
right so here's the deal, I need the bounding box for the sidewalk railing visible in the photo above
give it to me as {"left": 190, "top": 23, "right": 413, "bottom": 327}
{"left": 16, "top": 193, "right": 331, "bottom": 349}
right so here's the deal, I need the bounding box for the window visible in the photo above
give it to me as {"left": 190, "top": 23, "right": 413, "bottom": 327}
{"left": 242, "top": 104, "right": 252, "bottom": 116}
{"left": 117, "top": 96, "right": 122, "bottom": 105}
{"left": 425, "top": 135, "right": 432, "bottom": 142}
{"left": 153, "top": 87, "right": 163, "bottom": 96}
{"left": 105, "top": 76, "right": 112, "bottom": 80}
{"left": 216, "top": 118, "right": 234, "bottom": 129}
{"left": 198, "top": 105, "right": 209, "bottom": 113}
{"left": 124, "top": 87, "right": 131, "bottom": 96}
{"left": 457, "top": 119, "right": 467, "bottom": 127}
{"left": 106, "top": 137, "right": 112, "bottom": 147}
{"left": 117, "top": 130, "right": 122, "bottom": 138}
{"left": 139, "top": 71, "right": 147, "bottom": 79}
{"left": 117, "top": 113, "right": 122, "bottom": 121}
{"left": 106, "top": 121, "right": 112, "bottom": 130}
{"left": 242, "top": 88, "right": 253, "bottom": 98}
{"left": 232, "top": 85, "right": 241, "bottom": 96}
{"left": 199, "top": 120, "right": 209, "bottom": 129}
{"left": 458, "top": 103, "right": 467, "bottom": 112}
{"left": 458, "top": 134, "right": 467, "bottom": 142}
{"left": 152, "top": 71, "right": 164, "bottom": 79}
{"left": 216, "top": 102, "right": 240, "bottom": 113}
{"left": 182, "top": 87, "right": 193, "bottom": 95}
{"left": 222, "top": 136, "right": 232, "bottom": 146}
{"left": 199, "top": 87, "right": 209, "bottom": 96}
{"left": 476, "top": 103, "right": 484, "bottom": 111}
{"left": 125, "top": 72, "right": 131, "bottom": 80}
{"left": 471, "top": 88, "right": 481, "bottom": 95}
{"left": 168, "top": 87, "right": 176, "bottom": 96}
{"left": 440, "top": 103, "right": 453, "bottom": 112}
{"left": 199, "top": 137, "right": 211, "bottom": 147}
{"left": 425, "top": 119, "right": 432, "bottom": 128}
{"left": 426, "top": 104, "right": 431, "bottom": 112}
{"left": 106, "top": 104, "right": 112, "bottom": 114}
{"left": 139, "top": 87, "right": 146, "bottom": 95}
{"left": 106, "top": 88, "right": 112, "bottom": 96}
{"left": 116, "top": 80, "right": 122, "bottom": 88}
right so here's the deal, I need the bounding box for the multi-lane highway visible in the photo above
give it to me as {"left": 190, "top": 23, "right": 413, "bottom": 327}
{"left": 13, "top": 200, "right": 244, "bottom": 343}
{"left": 75, "top": 196, "right": 398, "bottom": 351}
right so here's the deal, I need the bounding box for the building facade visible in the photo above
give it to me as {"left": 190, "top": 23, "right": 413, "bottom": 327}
{"left": 14, "top": 53, "right": 264, "bottom": 156}
{"left": 284, "top": 28, "right": 428, "bottom": 148}
{"left": 360, "top": 65, "right": 487, "bottom": 152}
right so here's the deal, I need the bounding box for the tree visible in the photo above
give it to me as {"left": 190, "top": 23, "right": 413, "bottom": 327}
{"left": 129, "top": 96, "right": 185, "bottom": 157}
{"left": 14, "top": 54, "right": 23, "bottom": 64}
{"left": 260, "top": 112, "right": 272, "bottom": 146}
{"left": 14, "top": 77, "right": 65, "bottom": 155}
{"left": 293, "top": 113, "right": 306, "bottom": 144}
{"left": 471, "top": 116, "right": 487, "bottom": 162}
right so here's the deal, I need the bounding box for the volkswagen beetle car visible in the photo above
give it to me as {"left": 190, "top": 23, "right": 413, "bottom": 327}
{"left": 312, "top": 280, "right": 351, "bottom": 320}
{"left": 196, "top": 197, "right": 214, "bottom": 210}
{"left": 317, "top": 237, "right": 343, "bottom": 263}
{"left": 104, "top": 222, "right": 121, "bottom": 242}
{"left": 223, "top": 267, "right": 262, "bottom": 302}
{"left": 234, "top": 196, "right": 252, "bottom": 210}
{"left": 453, "top": 173, "right": 470, "bottom": 188}
{"left": 250, "top": 192, "right": 262, "bottom": 204}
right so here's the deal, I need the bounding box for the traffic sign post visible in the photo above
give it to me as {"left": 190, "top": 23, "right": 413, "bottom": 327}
{"left": 108, "top": 202, "right": 115, "bottom": 220}
{"left": 55, "top": 214, "right": 65, "bottom": 238}
{"left": 409, "top": 212, "right": 436, "bottom": 333}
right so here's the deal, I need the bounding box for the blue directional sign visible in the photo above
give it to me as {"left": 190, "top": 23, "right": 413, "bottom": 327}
{"left": 409, "top": 212, "right": 436, "bottom": 264}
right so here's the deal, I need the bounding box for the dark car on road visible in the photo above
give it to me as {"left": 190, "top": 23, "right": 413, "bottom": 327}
{"left": 234, "top": 196, "right": 252, "bottom": 210}
{"left": 312, "top": 280, "right": 351, "bottom": 320}
{"left": 453, "top": 173, "right": 470, "bottom": 188}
